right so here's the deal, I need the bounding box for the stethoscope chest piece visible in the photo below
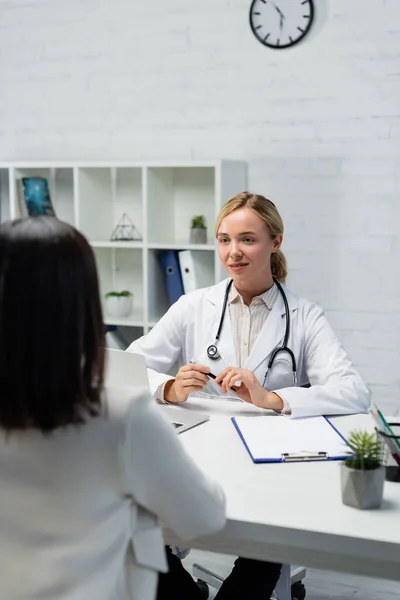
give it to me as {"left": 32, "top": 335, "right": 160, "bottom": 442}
{"left": 207, "top": 344, "right": 221, "bottom": 360}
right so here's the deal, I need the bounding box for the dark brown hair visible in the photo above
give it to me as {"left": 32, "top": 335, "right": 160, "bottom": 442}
{"left": 0, "top": 217, "right": 105, "bottom": 432}
{"left": 215, "top": 192, "right": 287, "bottom": 282}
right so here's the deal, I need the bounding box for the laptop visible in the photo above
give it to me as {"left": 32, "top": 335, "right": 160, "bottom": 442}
{"left": 105, "top": 348, "right": 210, "bottom": 433}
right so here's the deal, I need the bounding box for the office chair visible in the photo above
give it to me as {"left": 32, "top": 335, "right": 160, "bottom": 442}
{"left": 193, "top": 562, "right": 306, "bottom": 600}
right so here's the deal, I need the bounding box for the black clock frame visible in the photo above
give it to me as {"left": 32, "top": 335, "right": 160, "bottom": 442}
{"left": 249, "top": 0, "right": 315, "bottom": 49}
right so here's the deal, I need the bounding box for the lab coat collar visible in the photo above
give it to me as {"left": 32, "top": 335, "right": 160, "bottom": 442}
{"left": 205, "top": 278, "right": 298, "bottom": 315}
{"left": 245, "top": 285, "right": 298, "bottom": 373}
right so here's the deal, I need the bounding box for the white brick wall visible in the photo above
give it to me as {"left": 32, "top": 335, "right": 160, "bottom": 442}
{"left": 0, "top": 0, "right": 399, "bottom": 414}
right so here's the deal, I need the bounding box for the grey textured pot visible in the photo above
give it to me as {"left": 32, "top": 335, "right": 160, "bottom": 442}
{"left": 341, "top": 464, "right": 385, "bottom": 509}
{"left": 190, "top": 228, "right": 207, "bottom": 244}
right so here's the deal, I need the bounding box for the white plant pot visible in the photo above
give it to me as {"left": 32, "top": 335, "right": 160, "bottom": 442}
{"left": 105, "top": 296, "right": 133, "bottom": 318}
{"left": 341, "top": 464, "right": 385, "bottom": 509}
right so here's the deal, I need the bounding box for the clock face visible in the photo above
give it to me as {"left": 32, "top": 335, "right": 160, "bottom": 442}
{"left": 249, "top": 0, "right": 314, "bottom": 49}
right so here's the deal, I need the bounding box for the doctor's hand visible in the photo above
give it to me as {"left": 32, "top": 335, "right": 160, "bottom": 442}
{"left": 215, "top": 367, "right": 284, "bottom": 411}
{"left": 164, "top": 363, "right": 211, "bottom": 403}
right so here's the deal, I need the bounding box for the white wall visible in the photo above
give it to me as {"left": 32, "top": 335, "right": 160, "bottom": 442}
{"left": 0, "top": 0, "right": 399, "bottom": 414}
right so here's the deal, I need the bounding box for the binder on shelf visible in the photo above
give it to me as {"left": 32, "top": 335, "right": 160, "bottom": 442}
{"left": 178, "top": 250, "right": 213, "bottom": 294}
{"left": 159, "top": 250, "right": 184, "bottom": 305}
{"left": 232, "top": 415, "right": 352, "bottom": 463}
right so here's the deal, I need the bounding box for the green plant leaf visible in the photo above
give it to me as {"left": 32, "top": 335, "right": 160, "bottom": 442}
{"left": 344, "top": 429, "right": 383, "bottom": 470}
{"left": 105, "top": 290, "right": 133, "bottom": 298}
{"left": 190, "top": 215, "right": 206, "bottom": 229}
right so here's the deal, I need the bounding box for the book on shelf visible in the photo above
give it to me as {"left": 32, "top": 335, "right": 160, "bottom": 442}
{"left": 17, "top": 177, "right": 56, "bottom": 218}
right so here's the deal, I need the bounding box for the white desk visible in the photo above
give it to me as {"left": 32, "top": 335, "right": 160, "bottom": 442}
{"left": 163, "top": 397, "right": 400, "bottom": 581}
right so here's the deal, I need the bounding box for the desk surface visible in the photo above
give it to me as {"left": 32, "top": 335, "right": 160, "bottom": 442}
{"left": 163, "top": 398, "right": 400, "bottom": 581}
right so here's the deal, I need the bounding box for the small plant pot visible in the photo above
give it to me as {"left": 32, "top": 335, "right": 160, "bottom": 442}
{"left": 190, "top": 228, "right": 207, "bottom": 244}
{"left": 341, "top": 464, "right": 385, "bottom": 509}
{"left": 105, "top": 296, "right": 133, "bottom": 318}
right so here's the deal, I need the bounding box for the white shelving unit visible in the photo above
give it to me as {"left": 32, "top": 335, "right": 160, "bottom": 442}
{"left": 0, "top": 161, "right": 247, "bottom": 337}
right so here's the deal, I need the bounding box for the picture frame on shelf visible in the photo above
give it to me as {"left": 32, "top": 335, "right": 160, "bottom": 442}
{"left": 18, "top": 177, "right": 56, "bottom": 218}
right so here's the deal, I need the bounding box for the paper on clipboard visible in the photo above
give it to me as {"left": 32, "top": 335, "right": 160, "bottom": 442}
{"left": 232, "top": 415, "right": 352, "bottom": 463}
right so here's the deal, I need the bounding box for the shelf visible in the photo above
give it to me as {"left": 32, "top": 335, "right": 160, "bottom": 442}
{"left": 94, "top": 247, "right": 144, "bottom": 323}
{"left": 0, "top": 160, "right": 247, "bottom": 337}
{"left": 0, "top": 160, "right": 226, "bottom": 169}
{"left": 103, "top": 315, "right": 146, "bottom": 327}
{"left": 52, "top": 168, "right": 74, "bottom": 225}
{"left": 147, "top": 166, "right": 216, "bottom": 245}
{"left": 147, "top": 243, "right": 215, "bottom": 251}
{"left": 0, "top": 169, "right": 10, "bottom": 222}
{"left": 11, "top": 167, "right": 74, "bottom": 223}
{"left": 91, "top": 241, "right": 144, "bottom": 249}
{"left": 78, "top": 167, "right": 143, "bottom": 243}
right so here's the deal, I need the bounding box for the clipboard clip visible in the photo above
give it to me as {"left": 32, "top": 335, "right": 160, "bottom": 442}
{"left": 281, "top": 451, "right": 328, "bottom": 462}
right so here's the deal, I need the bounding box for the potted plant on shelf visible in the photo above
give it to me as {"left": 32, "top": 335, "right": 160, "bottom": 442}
{"left": 104, "top": 290, "right": 133, "bottom": 318}
{"left": 189, "top": 215, "right": 207, "bottom": 244}
{"left": 341, "top": 429, "right": 385, "bottom": 509}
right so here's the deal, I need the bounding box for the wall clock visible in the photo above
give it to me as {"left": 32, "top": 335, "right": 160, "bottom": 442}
{"left": 249, "top": 0, "right": 315, "bottom": 49}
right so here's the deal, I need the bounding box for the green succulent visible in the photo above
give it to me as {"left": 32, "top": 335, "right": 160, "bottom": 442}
{"left": 104, "top": 290, "right": 133, "bottom": 298}
{"left": 344, "top": 429, "right": 383, "bottom": 470}
{"left": 191, "top": 215, "right": 206, "bottom": 229}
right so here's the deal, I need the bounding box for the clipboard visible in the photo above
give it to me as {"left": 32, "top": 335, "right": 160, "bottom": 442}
{"left": 231, "top": 415, "right": 352, "bottom": 463}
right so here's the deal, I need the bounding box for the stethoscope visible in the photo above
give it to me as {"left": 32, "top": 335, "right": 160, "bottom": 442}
{"left": 206, "top": 278, "right": 297, "bottom": 386}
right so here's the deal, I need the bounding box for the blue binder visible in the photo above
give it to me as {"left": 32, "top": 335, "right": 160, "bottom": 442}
{"left": 231, "top": 416, "right": 352, "bottom": 463}
{"left": 160, "top": 250, "right": 184, "bottom": 305}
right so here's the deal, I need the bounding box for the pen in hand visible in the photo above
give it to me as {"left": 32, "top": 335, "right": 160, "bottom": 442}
{"left": 205, "top": 370, "right": 239, "bottom": 393}
{"left": 189, "top": 361, "right": 238, "bottom": 393}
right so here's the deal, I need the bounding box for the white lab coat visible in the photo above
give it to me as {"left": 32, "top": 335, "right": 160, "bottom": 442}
{"left": 0, "top": 386, "right": 226, "bottom": 600}
{"left": 128, "top": 279, "right": 370, "bottom": 418}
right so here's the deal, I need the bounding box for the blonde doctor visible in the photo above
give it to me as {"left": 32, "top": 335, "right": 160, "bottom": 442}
{"left": 128, "top": 191, "right": 370, "bottom": 600}
{"left": 128, "top": 192, "right": 369, "bottom": 417}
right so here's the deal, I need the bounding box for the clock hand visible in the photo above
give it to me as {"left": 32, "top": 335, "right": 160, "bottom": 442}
{"left": 272, "top": 3, "right": 285, "bottom": 30}
{"left": 273, "top": 3, "right": 285, "bottom": 18}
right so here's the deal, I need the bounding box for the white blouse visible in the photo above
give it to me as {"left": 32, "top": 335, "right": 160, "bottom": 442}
{"left": 0, "top": 386, "right": 226, "bottom": 600}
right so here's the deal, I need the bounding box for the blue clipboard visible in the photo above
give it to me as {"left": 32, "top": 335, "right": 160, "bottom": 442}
{"left": 231, "top": 416, "right": 353, "bottom": 463}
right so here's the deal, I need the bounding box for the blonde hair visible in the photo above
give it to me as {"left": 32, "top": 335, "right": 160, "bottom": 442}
{"left": 215, "top": 192, "right": 287, "bottom": 283}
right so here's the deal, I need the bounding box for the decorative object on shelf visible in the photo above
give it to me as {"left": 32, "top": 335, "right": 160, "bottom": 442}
{"left": 249, "top": 0, "right": 314, "bottom": 49}
{"left": 104, "top": 290, "right": 133, "bottom": 318}
{"left": 189, "top": 215, "right": 207, "bottom": 244}
{"left": 110, "top": 213, "right": 142, "bottom": 242}
{"left": 17, "top": 178, "right": 56, "bottom": 217}
{"left": 341, "top": 429, "right": 385, "bottom": 510}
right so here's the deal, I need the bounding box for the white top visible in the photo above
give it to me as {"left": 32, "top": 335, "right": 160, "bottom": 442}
{"left": 228, "top": 283, "right": 292, "bottom": 413}
{"left": 156, "top": 282, "right": 280, "bottom": 403}
{"left": 0, "top": 387, "right": 226, "bottom": 600}
{"left": 228, "top": 282, "right": 278, "bottom": 367}
{"left": 129, "top": 279, "right": 370, "bottom": 418}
